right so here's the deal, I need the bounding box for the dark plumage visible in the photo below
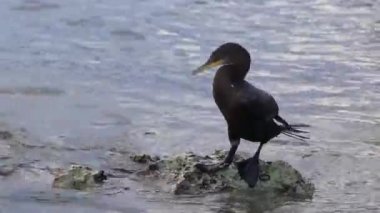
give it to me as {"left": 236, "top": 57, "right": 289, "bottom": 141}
{"left": 192, "top": 42, "right": 309, "bottom": 188}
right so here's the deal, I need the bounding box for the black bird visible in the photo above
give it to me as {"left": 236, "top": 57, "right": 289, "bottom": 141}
{"left": 192, "top": 42, "right": 309, "bottom": 188}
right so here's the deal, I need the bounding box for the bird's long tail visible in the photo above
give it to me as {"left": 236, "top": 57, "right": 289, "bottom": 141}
{"left": 274, "top": 115, "right": 310, "bottom": 141}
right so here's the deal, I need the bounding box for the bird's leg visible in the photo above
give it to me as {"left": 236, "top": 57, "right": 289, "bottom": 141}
{"left": 237, "top": 142, "right": 266, "bottom": 188}
{"left": 196, "top": 138, "right": 240, "bottom": 173}
{"left": 223, "top": 141, "right": 239, "bottom": 165}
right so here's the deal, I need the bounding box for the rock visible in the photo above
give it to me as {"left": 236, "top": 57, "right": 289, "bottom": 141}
{"left": 0, "top": 130, "right": 13, "bottom": 140}
{"left": 144, "top": 131, "right": 157, "bottom": 136}
{"left": 52, "top": 165, "right": 107, "bottom": 190}
{"left": 130, "top": 154, "right": 158, "bottom": 164}
{"left": 0, "top": 164, "right": 17, "bottom": 176}
{"left": 132, "top": 150, "right": 315, "bottom": 198}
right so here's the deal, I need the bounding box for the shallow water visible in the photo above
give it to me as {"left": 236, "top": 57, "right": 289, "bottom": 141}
{"left": 0, "top": 0, "right": 379, "bottom": 212}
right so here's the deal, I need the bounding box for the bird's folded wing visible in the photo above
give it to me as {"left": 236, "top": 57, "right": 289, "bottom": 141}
{"left": 230, "top": 87, "right": 279, "bottom": 122}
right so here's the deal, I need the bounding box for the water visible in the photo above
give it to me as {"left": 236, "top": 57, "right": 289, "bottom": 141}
{"left": 0, "top": 0, "right": 379, "bottom": 212}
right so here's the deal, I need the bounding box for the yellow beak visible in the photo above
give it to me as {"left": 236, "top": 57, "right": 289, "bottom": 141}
{"left": 192, "top": 59, "right": 224, "bottom": 75}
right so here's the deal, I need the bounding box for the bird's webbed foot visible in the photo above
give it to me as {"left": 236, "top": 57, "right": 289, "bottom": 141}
{"left": 236, "top": 157, "right": 258, "bottom": 187}
{"left": 236, "top": 143, "right": 270, "bottom": 188}
{"left": 236, "top": 157, "right": 270, "bottom": 188}
{"left": 195, "top": 161, "right": 230, "bottom": 173}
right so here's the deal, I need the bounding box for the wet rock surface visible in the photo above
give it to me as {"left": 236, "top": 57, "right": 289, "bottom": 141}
{"left": 129, "top": 150, "right": 315, "bottom": 198}
{"left": 1, "top": 125, "right": 314, "bottom": 198}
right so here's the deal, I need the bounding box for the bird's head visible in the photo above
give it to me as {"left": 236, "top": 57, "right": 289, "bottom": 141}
{"left": 192, "top": 42, "right": 251, "bottom": 75}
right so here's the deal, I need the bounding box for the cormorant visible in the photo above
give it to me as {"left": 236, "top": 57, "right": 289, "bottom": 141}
{"left": 192, "top": 42, "right": 309, "bottom": 188}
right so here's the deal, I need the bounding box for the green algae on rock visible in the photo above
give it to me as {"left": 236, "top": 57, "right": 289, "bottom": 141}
{"left": 132, "top": 150, "right": 315, "bottom": 198}
{"left": 52, "top": 165, "right": 107, "bottom": 190}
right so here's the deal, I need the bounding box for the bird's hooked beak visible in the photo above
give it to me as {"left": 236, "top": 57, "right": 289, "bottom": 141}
{"left": 192, "top": 58, "right": 224, "bottom": 75}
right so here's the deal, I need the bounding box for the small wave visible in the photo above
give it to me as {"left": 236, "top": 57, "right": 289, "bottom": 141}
{"left": 0, "top": 87, "right": 64, "bottom": 96}
{"left": 12, "top": 0, "right": 60, "bottom": 11}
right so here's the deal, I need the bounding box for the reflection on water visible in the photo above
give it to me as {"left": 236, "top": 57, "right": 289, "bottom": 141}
{"left": 0, "top": 0, "right": 379, "bottom": 212}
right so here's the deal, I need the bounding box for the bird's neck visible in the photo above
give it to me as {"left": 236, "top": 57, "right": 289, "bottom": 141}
{"left": 213, "top": 65, "right": 249, "bottom": 117}
{"left": 237, "top": 63, "right": 250, "bottom": 80}
{"left": 223, "top": 63, "right": 250, "bottom": 82}
{"left": 213, "top": 65, "right": 248, "bottom": 93}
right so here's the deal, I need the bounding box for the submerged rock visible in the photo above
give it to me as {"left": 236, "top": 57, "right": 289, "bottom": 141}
{"left": 132, "top": 150, "right": 315, "bottom": 198}
{"left": 52, "top": 165, "right": 107, "bottom": 190}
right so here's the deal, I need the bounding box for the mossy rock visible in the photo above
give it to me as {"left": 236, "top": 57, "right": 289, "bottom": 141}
{"left": 132, "top": 150, "right": 315, "bottom": 198}
{"left": 52, "top": 165, "right": 107, "bottom": 190}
